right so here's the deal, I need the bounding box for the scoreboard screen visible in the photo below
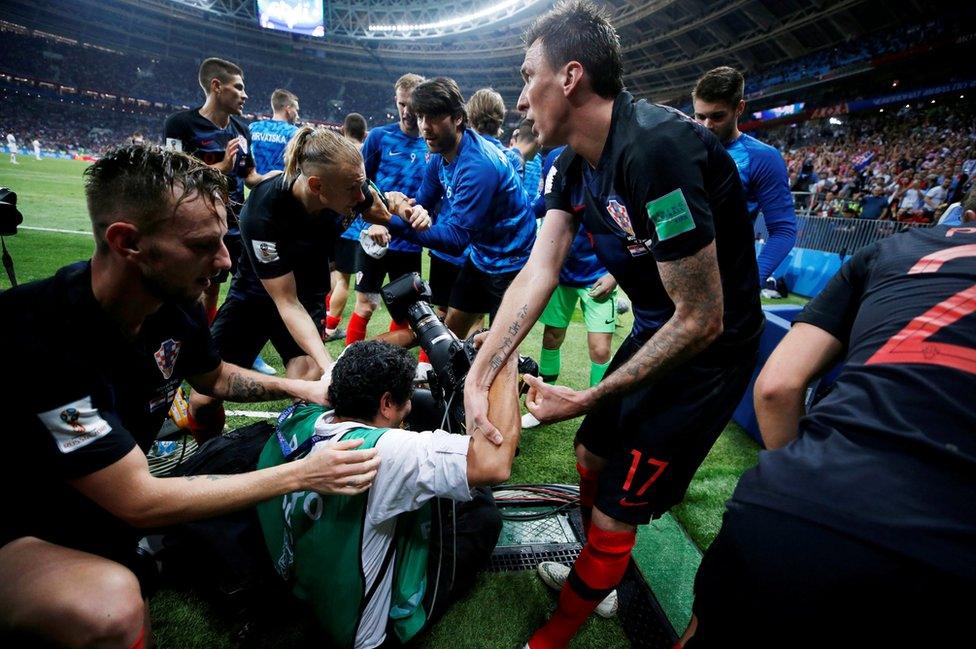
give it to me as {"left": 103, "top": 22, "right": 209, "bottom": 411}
{"left": 257, "top": 0, "right": 325, "bottom": 37}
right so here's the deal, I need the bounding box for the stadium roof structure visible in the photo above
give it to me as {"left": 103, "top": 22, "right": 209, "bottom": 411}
{"left": 157, "top": 0, "right": 943, "bottom": 102}
{"left": 2, "top": 0, "right": 944, "bottom": 106}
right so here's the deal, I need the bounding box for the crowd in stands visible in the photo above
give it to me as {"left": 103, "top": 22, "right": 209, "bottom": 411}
{"left": 745, "top": 17, "right": 948, "bottom": 95}
{"left": 0, "top": 27, "right": 393, "bottom": 124}
{"left": 0, "top": 92, "right": 164, "bottom": 154}
{"left": 757, "top": 103, "right": 976, "bottom": 224}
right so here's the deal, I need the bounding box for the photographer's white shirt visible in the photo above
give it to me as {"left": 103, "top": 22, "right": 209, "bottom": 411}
{"left": 310, "top": 414, "right": 473, "bottom": 649}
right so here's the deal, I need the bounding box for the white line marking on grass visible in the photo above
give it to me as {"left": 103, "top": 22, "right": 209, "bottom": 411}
{"left": 21, "top": 226, "right": 92, "bottom": 235}
{"left": 226, "top": 410, "right": 279, "bottom": 419}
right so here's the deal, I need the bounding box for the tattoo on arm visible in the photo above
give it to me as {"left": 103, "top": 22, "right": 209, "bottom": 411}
{"left": 593, "top": 243, "right": 724, "bottom": 402}
{"left": 184, "top": 474, "right": 230, "bottom": 482}
{"left": 222, "top": 371, "right": 286, "bottom": 402}
{"left": 488, "top": 304, "right": 531, "bottom": 373}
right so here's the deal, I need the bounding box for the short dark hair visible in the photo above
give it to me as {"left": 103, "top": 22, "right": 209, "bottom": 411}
{"left": 524, "top": 0, "right": 623, "bottom": 99}
{"left": 342, "top": 112, "right": 368, "bottom": 143}
{"left": 198, "top": 57, "right": 243, "bottom": 94}
{"left": 84, "top": 145, "right": 227, "bottom": 252}
{"left": 271, "top": 88, "right": 298, "bottom": 112}
{"left": 328, "top": 341, "right": 416, "bottom": 421}
{"left": 693, "top": 66, "right": 745, "bottom": 107}
{"left": 410, "top": 77, "right": 467, "bottom": 126}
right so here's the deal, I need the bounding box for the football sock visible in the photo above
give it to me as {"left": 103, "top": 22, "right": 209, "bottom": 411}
{"left": 528, "top": 526, "right": 636, "bottom": 649}
{"left": 345, "top": 312, "right": 368, "bottom": 345}
{"left": 418, "top": 349, "right": 430, "bottom": 364}
{"left": 540, "top": 347, "right": 560, "bottom": 383}
{"left": 325, "top": 292, "right": 331, "bottom": 313}
{"left": 186, "top": 405, "right": 225, "bottom": 444}
{"left": 206, "top": 304, "right": 217, "bottom": 325}
{"left": 589, "top": 360, "right": 611, "bottom": 386}
{"left": 389, "top": 319, "right": 410, "bottom": 332}
{"left": 576, "top": 462, "right": 599, "bottom": 538}
{"left": 325, "top": 314, "right": 342, "bottom": 331}
{"left": 128, "top": 626, "right": 147, "bottom": 649}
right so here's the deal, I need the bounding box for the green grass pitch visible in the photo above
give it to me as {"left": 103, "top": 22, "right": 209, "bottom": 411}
{"left": 0, "top": 156, "right": 771, "bottom": 648}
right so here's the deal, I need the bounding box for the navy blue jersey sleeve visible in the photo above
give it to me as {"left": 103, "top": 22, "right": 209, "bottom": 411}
{"left": 163, "top": 112, "right": 192, "bottom": 153}
{"left": 627, "top": 122, "right": 716, "bottom": 262}
{"left": 543, "top": 150, "right": 574, "bottom": 214}
{"left": 239, "top": 187, "right": 293, "bottom": 280}
{"left": 752, "top": 145, "right": 797, "bottom": 280}
{"left": 793, "top": 241, "right": 879, "bottom": 347}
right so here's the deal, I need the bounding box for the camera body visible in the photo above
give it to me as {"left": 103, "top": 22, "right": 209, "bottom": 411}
{"left": 381, "top": 272, "right": 474, "bottom": 432}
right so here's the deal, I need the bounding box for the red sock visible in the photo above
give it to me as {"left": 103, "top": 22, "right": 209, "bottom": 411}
{"left": 418, "top": 348, "right": 430, "bottom": 364}
{"left": 325, "top": 314, "right": 342, "bottom": 331}
{"left": 128, "top": 626, "right": 147, "bottom": 649}
{"left": 389, "top": 319, "right": 409, "bottom": 332}
{"left": 345, "top": 312, "right": 368, "bottom": 345}
{"left": 325, "top": 292, "right": 331, "bottom": 312}
{"left": 206, "top": 304, "right": 217, "bottom": 325}
{"left": 186, "top": 405, "right": 225, "bottom": 445}
{"left": 576, "top": 462, "right": 599, "bottom": 539}
{"left": 528, "top": 526, "right": 636, "bottom": 649}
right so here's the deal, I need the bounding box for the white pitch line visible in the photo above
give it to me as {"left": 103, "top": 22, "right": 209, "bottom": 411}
{"left": 226, "top": 409, "right": 279, "bottom": 419}
{"left": 21, "top": 226, "right": 92, "bottom": 235}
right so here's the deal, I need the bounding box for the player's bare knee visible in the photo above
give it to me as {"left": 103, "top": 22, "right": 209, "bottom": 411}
{"left": 574, "top": 443, "right": 606, "bottom": 472}
{"left": 542, "top": 327, "right": 565, "bottom": 349}
{"left": 69, "top": 565, "right": 144, "bottom": 649}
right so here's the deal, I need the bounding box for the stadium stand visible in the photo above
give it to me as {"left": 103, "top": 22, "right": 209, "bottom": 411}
{"left": 1, "top": 1, "right": 974, "bottom": 648}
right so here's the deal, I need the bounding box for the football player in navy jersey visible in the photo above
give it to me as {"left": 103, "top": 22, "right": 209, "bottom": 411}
{"left": 692, "top": 67, "right": 797, "bottom": 285}
{"left": 342, "top": 73, "right": 432, "bottom": 346}
{"left": 0, "top": 146, "right": 382, "bottom": 649}
{"left": 462, "top": 3, "right": 762, "bottom": 646}
{"left": 187, "top": 126, "right": 431, "bottom": 440}
{"left": 164, "top": 57, "right": 275, "bottom": 323}
{"left": 686, "top": 211, "right": 976, "bottom": 648}
{"left": 385, "top": 77, "right": 537, "bottom": 338}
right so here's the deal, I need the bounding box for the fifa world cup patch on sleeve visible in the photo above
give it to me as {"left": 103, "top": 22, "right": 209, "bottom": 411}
{"left": 646, "top": 189, "right": 696, "bottom": 241}
{"left": 37, "top": 396, "right": 113, "bottom": 453}
{"left": 252, "top": 240, "right": 280, "bottom": 263}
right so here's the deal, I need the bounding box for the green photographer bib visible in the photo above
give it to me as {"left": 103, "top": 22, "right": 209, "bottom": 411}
{"left": 256, "top": 403, "right": 431, "bottom": 648}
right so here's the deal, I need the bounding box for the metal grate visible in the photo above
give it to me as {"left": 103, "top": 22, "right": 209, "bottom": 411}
{"left": 491, "top": 503, "right": 679, "bottom": 648}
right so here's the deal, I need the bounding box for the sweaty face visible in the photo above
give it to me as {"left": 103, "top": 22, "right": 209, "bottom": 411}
{"left": 138, "top": 191, "right": 231, "bottom": 304}
{"left": 693, "top": 98, "right": 740, "bottom": 144}
{"left": 396, "top": 87, "right": 417, "bottom": 134}
{"left": 517, "top": 40, "right": 570, "bottom": 148}
{"left": 417, "top": 113, "right": 461, "bottom": 157}
{"left": 216, "top": 74, "right": 248, "bottom": 116}
{"left": 317, "top": 163, "right": 367, "bottom": 216}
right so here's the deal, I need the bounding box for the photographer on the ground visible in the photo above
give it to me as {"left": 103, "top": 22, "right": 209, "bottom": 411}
{"left": 257, "top": 340, "right": 521, "bottom": 649}
{"left": 0, "top": 146, "right": 381, "bottom": 649}
{"left": 186, "top": 125, "right": 430, "bottom": 440}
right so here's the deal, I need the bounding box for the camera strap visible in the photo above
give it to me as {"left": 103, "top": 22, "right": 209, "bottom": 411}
{"left": 1, "top": 237, "right": 16, "bottom": 287}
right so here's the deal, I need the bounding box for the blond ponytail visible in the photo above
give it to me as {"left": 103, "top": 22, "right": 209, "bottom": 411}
{"left": 283, "top": 125, "right": 362, "bottom": 182}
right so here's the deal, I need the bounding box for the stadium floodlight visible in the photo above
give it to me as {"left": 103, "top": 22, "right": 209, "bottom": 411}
{"left": 368, "top": 0, "right": 543, "bottom": 35}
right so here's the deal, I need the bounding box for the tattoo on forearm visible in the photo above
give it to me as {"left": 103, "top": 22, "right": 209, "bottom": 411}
{"left": 594, "top": 244, "right": 723, "bottom": 402}
{"left": 488, "top": 303, "right": 531, "bottom": 373}
{"left": 224, "top": 371, "right": 283, "bottom": 402}
{"left": 184, "top": 474, "right": 229, "bottom": 482}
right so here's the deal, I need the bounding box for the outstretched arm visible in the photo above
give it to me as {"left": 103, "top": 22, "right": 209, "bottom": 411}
{"left": 466, "top": 348, "right": 521, "bottom": 485}
{"left": 524, "top": 241, "right": 724, "bottom": 423}
{"left": 462, "top": 209, "right": 576, "bottom": 443}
